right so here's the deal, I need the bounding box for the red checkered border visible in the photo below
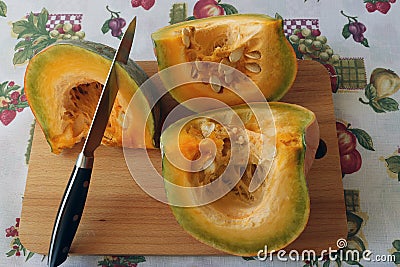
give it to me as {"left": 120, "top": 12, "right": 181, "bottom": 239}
{"left": 283, "top": 18, "right": 319, "bottom": 36}
{"left": 46, "top": 14, "right": 83, "bottom": 30}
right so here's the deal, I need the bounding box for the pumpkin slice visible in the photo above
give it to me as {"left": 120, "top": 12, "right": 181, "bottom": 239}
{"left": 151, "top": 14, "right": 297, "bottom": 108}
{"left": 161, "top": 102, "right": 319, "bottom": 256}
{"left": 24, "top": 40, "right": 160, "bottom": 154}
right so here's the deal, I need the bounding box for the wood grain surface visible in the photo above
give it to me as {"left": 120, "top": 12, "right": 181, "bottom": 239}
{"left": 19, "top": 60, "right": 347, "bottom": 256}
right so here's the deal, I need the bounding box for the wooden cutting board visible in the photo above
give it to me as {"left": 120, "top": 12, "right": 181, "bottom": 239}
{"left": 19, "top": 60, "right": 347, "bottom": 256}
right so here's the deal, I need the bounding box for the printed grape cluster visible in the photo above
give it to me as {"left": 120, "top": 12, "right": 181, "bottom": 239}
{"left": 108, "top": 17, "right": 126, "bottom": 37}
{"left": 347, "top": 22, "right": 367, "bottom": 43}
{"left": 49, "top": 23, "right": 85, "bottom": 40}
{"left": 101, "top": 6, "right": 127, "bottom": 39}
{"left": 341, "top": 11, "right": 369, "bottom": 47}
{"left": 288, "top": 28, "right": 340, "bottom": 65}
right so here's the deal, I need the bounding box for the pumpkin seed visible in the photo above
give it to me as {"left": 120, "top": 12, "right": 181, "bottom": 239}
{"left": 237, "top": 135, "right": 245, "bottom": 145}
{"left": 209, "top": 75, "right": 222, "bottom": 93}
{"left": 199, "top": 138, "right": 215, "bottom": 154}
{"left": 191, "top": 65, "right": 199, "bottom": 79}
{"left": 118, "top": 112, "right": 128, "bottom": 129}
{"left": 204, "top": 161, "right": 216, "bottom": 175}
{"left": 229, "top": 47, "right": 244, "bottom": 63}
{"left": 194, "top": 60, "right": 206, "bottom": 72}
{"left": 210, "top": 83, "right": 222, "bottom": 93}
{"left": 201, "top": 122, "right": 215, "bottom": 138}
{"left": 217, "top": 59, "right": 232, "bottom": 74}
{"left": 245, "top": 51, "right": 261, "bottom": 60}
{"left": 201, "top": 157, "right": 214, "bottom": 172}
{"left": 182, "top": 27, "right": 190, "bottom": 36}
{"left": 224, "top": 73, "right": 234, "bottom": 84}
{"left": 182, "top": 34, "right": 190, "bottom": 48}
{"left": 218, "top": 60, "right": 227, "bottom": 74}
{"left": 245, "top": 63, "right": 261, "bottom": 74}
{"left": 224, "top": 67, "right": 235, "bottom": 75}
{"left": 181, "top": 28, "right": 191, "bottom": 48}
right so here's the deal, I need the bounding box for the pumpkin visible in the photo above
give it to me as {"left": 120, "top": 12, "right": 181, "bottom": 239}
{"left": 151, "top": 14, "right": 297, "bottom": 109}
{"left": 24, "top": 40, "right": 160, "bottom": 154}
{"left": 160, "top": 102, "right": 319, "bottom": 256}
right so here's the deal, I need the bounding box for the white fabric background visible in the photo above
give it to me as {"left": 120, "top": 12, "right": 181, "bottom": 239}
{"left": 1, "top": 0, "right": 399, "bottom": 266}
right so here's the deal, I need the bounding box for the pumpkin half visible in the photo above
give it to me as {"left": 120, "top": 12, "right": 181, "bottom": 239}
{"left": 151, "top": 14, "right": 298, "bottom": 108}
{"left": 24, "top": 40, "right": 160, "bottom": 154}
{"left": 161, "top": 102, "right": 319, "bottom": 256}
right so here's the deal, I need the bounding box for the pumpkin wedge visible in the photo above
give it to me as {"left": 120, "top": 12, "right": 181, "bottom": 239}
{"left": 24, "top": 40, "right": 160, "bottom": 154}
{"left": 152, "top": 14, "right": 297, "bottom": 108}
{"left": 161, "top": 102, "right": 319, "bottom": 256}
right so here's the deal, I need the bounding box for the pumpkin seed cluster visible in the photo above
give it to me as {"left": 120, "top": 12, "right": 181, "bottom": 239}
{"left": 189, "top": 118, "right": 270, "bottom": 202}
{"left": 181, "top": 26, "right": 262, "bottom": 94}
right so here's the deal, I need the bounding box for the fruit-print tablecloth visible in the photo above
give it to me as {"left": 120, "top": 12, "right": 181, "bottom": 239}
{"left": 1, "top": 0, "right": 400, "bottom": 266}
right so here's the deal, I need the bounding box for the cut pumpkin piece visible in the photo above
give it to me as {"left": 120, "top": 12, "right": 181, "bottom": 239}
{"left": 161, "top": 102, "right": 319, "bottom": 256}
{"left": 24, "top": 40, "right": 160, "bottom": 154}
{"left": 152, "top": 14, "right": 297, "bottom": 108}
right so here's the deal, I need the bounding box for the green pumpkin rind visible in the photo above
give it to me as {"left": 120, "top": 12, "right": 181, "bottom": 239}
{"left": 151, "top": 14, "right": 298, "bottom": 108}
{"left": 24, "top": 40, "right": 160, "bottom": 153}
{"left": 161, "top": 102, "right": 319, "bottom": 256}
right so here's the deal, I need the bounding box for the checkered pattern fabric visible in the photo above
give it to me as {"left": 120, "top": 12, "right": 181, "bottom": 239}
{"left": 345, "top": 189, "right": 360, "bottom": 212}
{"left": 283, "top": 18, "right": 319, "bottom": 36}
{"left": 46, "top": 13, "right": 83, "bottom": 30}
{"left": 336, "top": 58, "right": 367, "bottom": 90}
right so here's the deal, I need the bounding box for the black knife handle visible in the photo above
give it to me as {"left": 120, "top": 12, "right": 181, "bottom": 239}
{"left": 48, "top": 153, "right": 93, "bottom": 267}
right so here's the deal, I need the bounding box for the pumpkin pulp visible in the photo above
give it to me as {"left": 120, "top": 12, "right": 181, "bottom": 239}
{"left": 24, "top": 41, "right": 157, "bottom": 154}
{"left": 152, "top": 14, "right": 298, "bottom": 108}
{"left": 161, "top": 102, "right": 319, "bottom": 256}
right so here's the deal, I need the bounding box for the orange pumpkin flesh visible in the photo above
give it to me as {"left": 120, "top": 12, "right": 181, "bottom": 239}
{"left": 152, "top": 14, "right": 298, "bottom": 109}
{"left": 24, "top": 40, "right": 159, "bottom": 154}
{"left": 161, "top": 102, "right": 319, "bottom": 256}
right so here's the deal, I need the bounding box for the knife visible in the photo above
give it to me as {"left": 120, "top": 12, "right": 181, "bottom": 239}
{"left": 47, "top": 17, "right": 137, "bottom": 267}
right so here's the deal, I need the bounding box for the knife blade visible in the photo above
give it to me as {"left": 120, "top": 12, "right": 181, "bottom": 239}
{"left": 47, "top": 17, "right": 137, "bottom": 267}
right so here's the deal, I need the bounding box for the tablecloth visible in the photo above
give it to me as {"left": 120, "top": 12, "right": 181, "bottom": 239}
{"left": 1, "top": 0, "right": 400, "bottom": 266}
